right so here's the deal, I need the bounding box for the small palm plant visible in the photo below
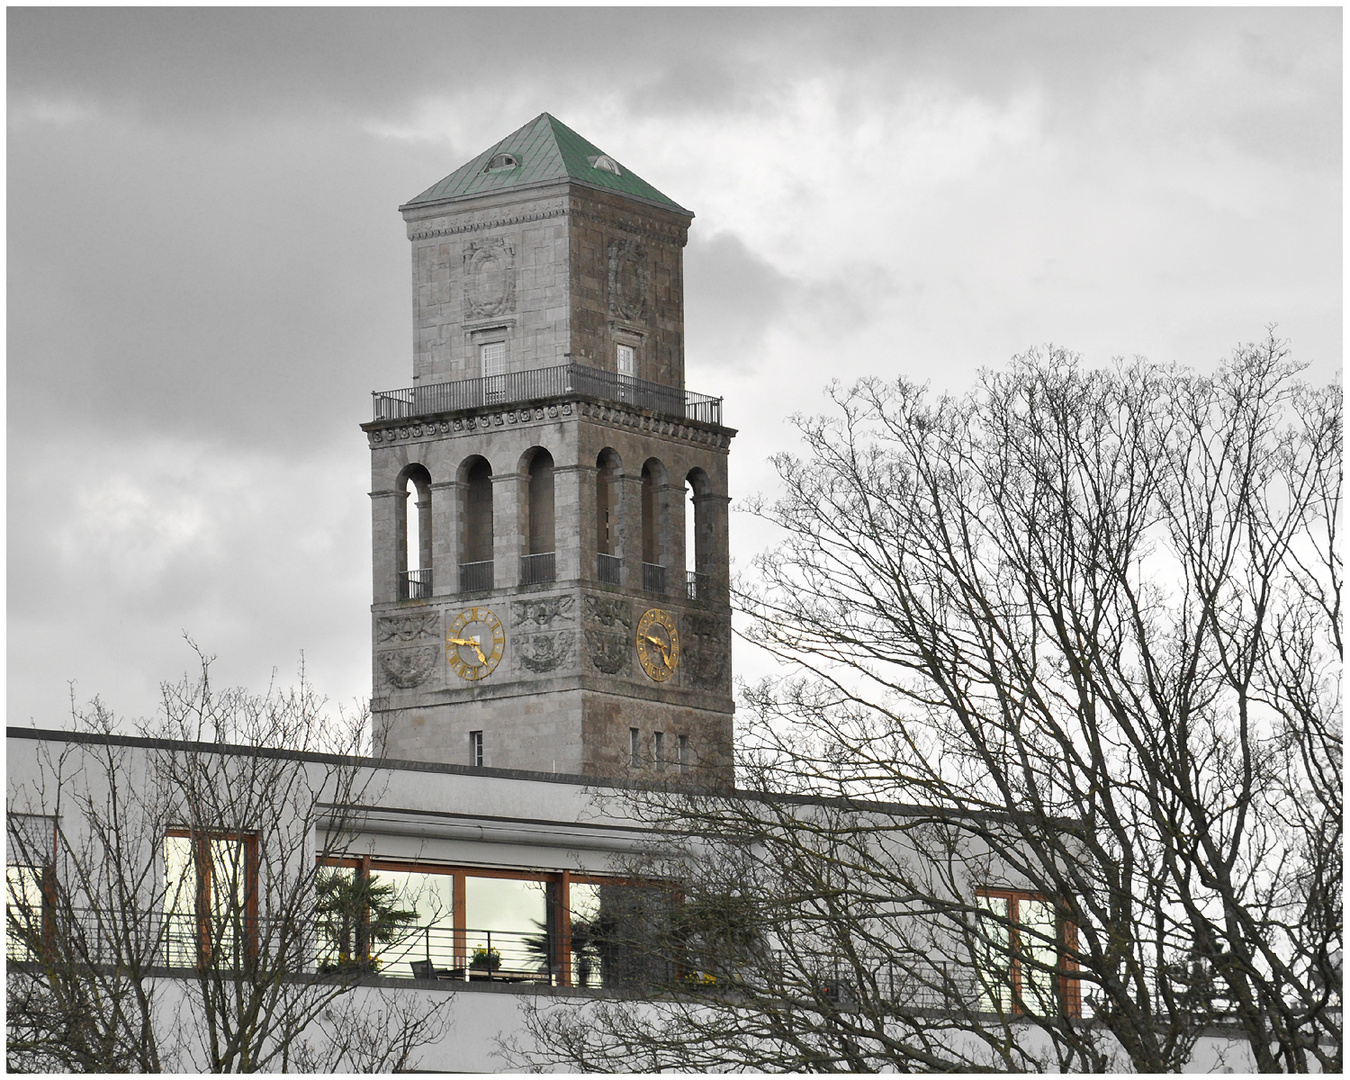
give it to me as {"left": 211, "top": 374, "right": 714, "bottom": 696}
{"left": 524, "top": 916, "right": 604, "bottom": 986}
{"left": 316, "top": 868, "right": 417, "bottom": 974}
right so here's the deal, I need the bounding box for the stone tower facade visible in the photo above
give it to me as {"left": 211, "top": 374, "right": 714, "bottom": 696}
{"left": 363, "top": 114, "right": 735, "bottom": 783}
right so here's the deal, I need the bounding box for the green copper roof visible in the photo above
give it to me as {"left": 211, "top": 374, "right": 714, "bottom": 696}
{"left": 401, "top": 113, "right": 691, "bottom": 216}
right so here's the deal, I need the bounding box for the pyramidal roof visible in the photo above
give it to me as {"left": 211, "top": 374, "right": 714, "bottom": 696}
{"left": 401, "top": 113, "right": 691, "bottom": 216}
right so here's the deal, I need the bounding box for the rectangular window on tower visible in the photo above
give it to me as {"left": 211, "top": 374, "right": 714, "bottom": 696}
{"left": 653, "top": 732, "right": 665, "bottom": 768}
{"left": 469, "top": 731, "right": 484, "bottom": 768}
{"left": 481, "top": 341, "right": 507, "bottom": 403}
{"left": 630, "top": 728, "right": 640, "bottom": 767}
{"left": 617, "top": 343, "right": 636, "bottom": 404}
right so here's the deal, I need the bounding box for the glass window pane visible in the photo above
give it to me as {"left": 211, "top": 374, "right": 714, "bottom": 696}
{"left": 6, "top": 864, "right": 44, "bottom": 961}
{"left": 1019, "top": 898, "right": 1059, "bottom": 1015}
{"left": 568, "top": 882, "right": 603, "bottom": 987}
{"left": 464, "top": 876, "right": 549, "bottom": 976}
{"left": 370, "top": 869, "right": 456, "bottom": 976}
{"left": 976, "top": 894, "right": 1012, "bottom": 1014}
{"left": 164, "top": 835, "right": 198, "bottom": 966}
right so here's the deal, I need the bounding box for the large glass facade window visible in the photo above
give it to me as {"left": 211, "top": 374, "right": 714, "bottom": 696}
{"left": 976, "top": 890, "right": 1079, "bottom": 1018}
{"left": 163, "top": 831, "right": 257, "bottom": 969}
{"left": 318, "top": 858, "right": 672, "bottom": 989}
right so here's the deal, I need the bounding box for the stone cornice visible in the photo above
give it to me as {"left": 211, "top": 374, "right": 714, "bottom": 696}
{"left": 405, "top": 197, "right": 688, "bottom": 246}
{"left": 364, "top": 398, "right": 735, "bottom": 450}
{"left": 408, "top": 206, "right": 568, "bottom": 242}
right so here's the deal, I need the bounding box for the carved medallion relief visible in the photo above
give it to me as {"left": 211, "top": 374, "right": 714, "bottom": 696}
{"left": 376, "top": 611, "right": 442, "bottom": 689}
{"left": 379, "top": 646, "right": 440, "bottom": 689}
{"left": 681, "top": 613, "right": 731, "bottom": 691}
{"left": 463, "top": 238, "right": 516, "bottom": 319}
{"left": 584, "top": 596, "right": 632, "bottom": 676}
{"left": 512, "top": 596, "right": 577, "bottom": 675}
{"left": 606, "top": 238, "right": 648, "bottom": 323}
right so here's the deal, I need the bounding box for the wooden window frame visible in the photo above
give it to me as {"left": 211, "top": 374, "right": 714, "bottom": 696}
{"left": 165, "top": 828, "right": 260, "bottom": 969}
{"left": 976, "top": 887, "right": 1081, "bottom": 1019}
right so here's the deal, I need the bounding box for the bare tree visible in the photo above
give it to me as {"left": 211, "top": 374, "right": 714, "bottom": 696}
{"left": 6, "top": 648, "right": 452, "bottom": 1072}
{"left": 510, "top": 336, "right": 1341, "bottom": 1071}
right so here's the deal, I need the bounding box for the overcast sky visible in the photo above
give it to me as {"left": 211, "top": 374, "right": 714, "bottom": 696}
{"left": 7, "top": 7, "right": 1341, "bottom": 731}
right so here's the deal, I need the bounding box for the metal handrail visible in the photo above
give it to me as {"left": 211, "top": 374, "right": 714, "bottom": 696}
{"left": 642, "top": 563, "right": 667, "bottom": 595}
{"left": 520, "top": 552, "right": 556, "bottom": 585}
{"left": 597, "top": 552, "right": 622, "bottom": 585}
{"left": 459, "top": 560, "right": 493, "bottom": 593}
{"left": 372, "top": 363, "right": 723, "bottom": 426}
{"left": 399, "top": 569, "right": 433, "bottom": 600}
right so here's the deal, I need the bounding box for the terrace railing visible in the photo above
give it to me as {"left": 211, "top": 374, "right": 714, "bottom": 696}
{"left": 372, "top": 363, "right": 722, "bottom": 426}
{"left": 519, "top": 552, "right": 556, "bottom": 586}
{"left": 597, "top": 552, "right": 622, "bottom": 585}
{"left": 399, "top": 569, "right": 432, "bottom": 601}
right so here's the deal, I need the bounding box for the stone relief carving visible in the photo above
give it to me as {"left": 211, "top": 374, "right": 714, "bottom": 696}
{"left": 512, "top": 595, "right": 576, "bottom": 630}
{"left": 376, "top": 611, "right": 441, "bottom": 643}
{"left": 681, "top": 613, "right": 731, "bottom": 690}
{"left": 517, "top": 630, "right": 575, "bottom": 674}
{"left": 379, "top": 646, "right": 440, "bottom": 689}
{"left": 586, "top": 630, "right": 629, "bottom": 676}
{"left": 606, "top": 238, "right": 648, "bottom": 323}
{"left": 584, "top": 595, "right": 631, "bottom": 630}
{"left": 463, "top": 238, "right": 516, "bottom": 318}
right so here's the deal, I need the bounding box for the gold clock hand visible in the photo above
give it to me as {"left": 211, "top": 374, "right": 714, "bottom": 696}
{"left": 645, "top": 634, "right": 671, "bottom": 666}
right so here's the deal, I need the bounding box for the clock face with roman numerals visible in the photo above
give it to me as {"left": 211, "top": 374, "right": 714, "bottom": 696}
{"left": 446, "top": 607, "right": 505, "bottom": 681}
{"left": 636, "top": 608, "right": 679, "bottom": 682}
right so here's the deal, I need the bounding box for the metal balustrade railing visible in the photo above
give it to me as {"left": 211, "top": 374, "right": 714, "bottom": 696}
{"left": 372, "top": 364, "right": 723, "bottom": 426}
{"left": 8, "top": 905, "right": 1091, "bottom": 1016}
{"left": 642, "top": 563, "right": 667, "bottom": 595}
{"left": 519, "top": 552, "right": 556, "bottom": 586}
{"left": 459, "top": 560, "right": 493, "bottom": 593}
{"left": 597, "top": 552, "right": 622, "bottom": 585}
{"left": 685, "top": 570, "right": 710, "bottom": 601}
{"left": 399, "top": 569, "right": 433, "bottom": 600}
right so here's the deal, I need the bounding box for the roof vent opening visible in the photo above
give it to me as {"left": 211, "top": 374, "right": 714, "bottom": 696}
{"left": 485, "top": 152, "right": 520, "bottom": 173}
{"left": 589, "top": 154, "right": 622, "bottom": 176}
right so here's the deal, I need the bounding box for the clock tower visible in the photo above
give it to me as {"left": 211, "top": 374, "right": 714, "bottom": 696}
{"left": 362, "top": 114, "right": 734, "bottom": 784}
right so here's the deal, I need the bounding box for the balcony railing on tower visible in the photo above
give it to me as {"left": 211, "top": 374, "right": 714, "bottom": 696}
{"left": 399, "top": 569, "right": 432, "bottom": 601}
{"left": 520, "top": 552, "right": 556, "bottom": 586}
{"left": 372, "top": 363, "right": 722, "bottom": 426}
{"left": 597, "top": 552, "right": 622, "bottom": 586}
{"left": 459, "top": 560, "right": 494, "bottom": 593}
{"left": 642, "top": 563, "right": 668, "bottom": 595}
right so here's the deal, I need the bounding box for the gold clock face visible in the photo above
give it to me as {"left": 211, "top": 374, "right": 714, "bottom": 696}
{"left": 446, "top": 607, "right": 505, "bottom": 681}
{"left": 636, "top": 608, "right": 679, "bottom": 682}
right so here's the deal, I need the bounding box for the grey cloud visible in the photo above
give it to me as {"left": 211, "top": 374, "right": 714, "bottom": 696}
{"left": 684, "top": 232, "right": 795, "bottom": 377}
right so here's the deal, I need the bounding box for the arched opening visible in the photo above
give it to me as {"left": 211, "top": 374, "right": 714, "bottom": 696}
{"left": 397, "top": 464, "right": 433, "bottom": 600}
{"left": 521, "top": 447, "right": 556, "bottom": 585}
{"left": 596, "top": 448, "right": 622, "bottom": 585}
{"left": 460, "top": 456, "right": 494, "bottom": 593}
{"left": 640, "top": 458, "right": 667, "bottom": 595}
{"left": 686, "top": 468, "right": 713, "bottom": 602}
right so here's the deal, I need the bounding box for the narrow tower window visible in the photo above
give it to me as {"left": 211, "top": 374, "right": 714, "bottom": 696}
{"left": 653, "top": 731, "right": 665, "bottom": 768}
{"left": 679, "top": 735, "right": 690, "bottom": 773}
{"left": 481, "top": 341, "right": 507, "bottom": 404}
{"left": 630, "top": 728, "right": 640, "bottom": 768}
{"left": 397, "top": 465, "right": 433, "bottom": 600}
{"left": 469, "top": 731, "right": 484, "bottom": 768}
{"left": 461, "top": 457, "right": 494, "bottom": 592}
{"left": 641, "top": 459, "right": 667, "bottom": 594}
{"left": 596, "top": 448, "right": 622, "bottom": 585}
{"left": 522, "top": 448, "right": 556, "bottom": 585}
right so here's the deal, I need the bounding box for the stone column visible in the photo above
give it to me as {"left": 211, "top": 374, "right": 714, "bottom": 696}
{"left": 430, "top": 479, "right": 460, "bottom": 596}
{"left": 617, "top": 472, "right": 645, "bottom": 591}
{"left": 492, "top": 472, "right": 524, "bottom": 590}
{"left": 553, "top": 463, "right": 586, "bottom": 582}
{"left": 369, "top": 488, "right": 403, "bottom": 605}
